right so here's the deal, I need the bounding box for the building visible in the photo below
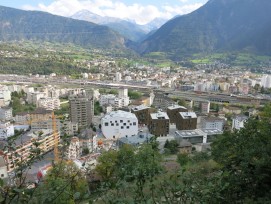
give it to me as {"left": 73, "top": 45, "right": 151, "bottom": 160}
{"left": 27, "top": 92, "right": 46, "bottom": 104}
{"left": 29, "top": 108, "right": 53, "bottom": 122}
{"left": 201, "top": 117, "right": 225, "bottom": 131}
{"left": 118, "top": 132, "right": 153, "bottom": 147}
{"left": 31, "top": 119, "right": 78, "bottom": 136}
{"left": 0, "top": 156, "right": 8, "bottom": 179}
{"left": 232, "top": 115, "right": 248, "bottom": 130}
{"left": 176, "top": 112, "right": 197, "bottom": 130}
{"left": 149, "top": 112, "right": 169, "bottom": 136}
{"left": 167, "top": 105, "right": 188, "bottom": 124}
{"left": 70, "top": 96, "right": 94, "bottom": 128}
{"left": 37, "top": 98, "right": 60, "bottom": 110}
{"left": 200, "top": 101, "right": 210, "bottom": 114}
{"left": 14, "top": 112, "right": 30, "bottom": 125}
{"left": 115, "top": 72, "right": 122, "bottom": 82}
{"left": 261, "top": 75, "right": 271, "bottom": 88}
{"left": 0, "top": 106, "right": 13, "bottom": 121}
{"left": 0, "top": 89, "right": 11, "bottom": 106}
{"left": 222, "top": 106, "right": 242, "bottom": 115}
{"left": 66, "top": 137, "right": 80, "bottom": 160}
{"left": 4, "top": 129, "right": 60, "bottom": 172}
{"left": 175, "top": 129, "right": 223, "bottom": 144}
{"left": 131, "top": 105, "right": 151, "bottom": 125}
{"left": 177, "top": 140, "right": 192, "bottom": 154}
{"left": 0, "top": 122, "right": 15, "bottom": 139}
{"left": 101, "top": 110, "right": 138, "bottom": 139}
{"left": 118, "top": 88, "right": 128, "bottom": 98}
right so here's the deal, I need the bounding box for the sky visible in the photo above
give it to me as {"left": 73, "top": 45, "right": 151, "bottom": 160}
{"left": 0, "top": 0, "right": 208, "bottom": 25}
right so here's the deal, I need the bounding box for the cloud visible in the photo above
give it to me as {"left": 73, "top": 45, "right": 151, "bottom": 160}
{"left": 22, "top": 0, "right": 206, "bottom": 25}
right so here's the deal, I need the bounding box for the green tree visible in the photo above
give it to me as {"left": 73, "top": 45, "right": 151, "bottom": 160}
{"left": 211, "top": 118, "right": 271, "bottom": 202}
{"left": 32, "top": 162, "right": 89, "bottom": 204}
{"left": 164, "top": 140, "right": 179, "bottom": 154}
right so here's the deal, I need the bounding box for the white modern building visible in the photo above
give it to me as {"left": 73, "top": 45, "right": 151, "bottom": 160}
{"left": 101, "top": 110, "right": 138, "bottom": 139}
{"left": 232, "top": 115, "right": 248, "bottom": 130}
{"left": 0, "top": 106, "right": 13, "bottom": 121}
{"left": 37, "top": 98, "right": 60, "bottom": 110}
{"left": 0, "top": 122, "right": 15, "bottom": 139}
{"left": 201, "top": 117, "right": 225, "bottom": 131}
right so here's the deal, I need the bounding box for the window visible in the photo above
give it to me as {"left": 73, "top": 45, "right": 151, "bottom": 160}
{"left": 1, "top": 174, "right": 4, "bottom": 177}
{"left": 116, "top": 123, "right": 119, "bottom": 126}
{"left": 105, "top": 122, "right": 109, "bottom": 126}
{"left": 133, "top": 122, "right": 136, "bottom": 126}
{"left": 121, "top": 126, "right": 124, "bottom": 129}
{"left": 120, "top": 120, "right": 123, "bottom": 123}
{"left": 127, "top": 126, "right": 129, "bottom": 129}
{"left": 111, "top": 124, "right": 114, "bottom": 126}
{"left": 124, "top": 123, "right": 126, "bottom": 125}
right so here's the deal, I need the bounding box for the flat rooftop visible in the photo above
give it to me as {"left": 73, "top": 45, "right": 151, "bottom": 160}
{"left": 132, "top": 105, "right": 150, "bottom": 111}
{"left": 150, "top": 112, "right": 169, "bottom": 120}
{"left": 167, "top": 105, "right": 187, "bottom": 110}
{"left": 102, "top": 110, "right": 137, "bottom": 120}
{"left": 175, "top": 129, "right": 223, "bottom": 138}
{"left": 179, "top": 112, "right": 197, "bottom": 119}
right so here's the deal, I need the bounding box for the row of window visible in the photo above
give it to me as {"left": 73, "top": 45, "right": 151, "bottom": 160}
{"left": 104, "top": 122, "right": 137, "bottom": 127}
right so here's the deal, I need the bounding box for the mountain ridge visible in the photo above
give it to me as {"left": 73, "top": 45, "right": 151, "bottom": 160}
{"left": 140, "top": 0, "right": 271, "bottom": 58}
{"left": 0, "top": 5, "right": 127, "bottom": 49}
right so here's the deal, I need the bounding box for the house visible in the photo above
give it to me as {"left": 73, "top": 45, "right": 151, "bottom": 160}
{"left": 232, "top": 115, "right": 249, "bottom": 130}
{"left": 177, "top": 140, "right": 192, "bottom": 154}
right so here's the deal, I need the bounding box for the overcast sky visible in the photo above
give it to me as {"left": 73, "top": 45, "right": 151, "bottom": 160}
{"left": 1, "top": 0, "right": 208, "bottom": 25}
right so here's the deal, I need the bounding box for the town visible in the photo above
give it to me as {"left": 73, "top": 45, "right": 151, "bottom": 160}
{"left": 0, "top": 63, "right": 270, "bottom": 183}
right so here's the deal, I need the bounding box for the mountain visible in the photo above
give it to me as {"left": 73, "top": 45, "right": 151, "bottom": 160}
{"left": 0, "top": 6, "right": 127, "bottom": 49}
{"left": 71, "top": 10, "right": 121, "bottom": 25}
{"left": 139, "top": 18, "right": 168, "bottom": 33}
{"left": 71, "top": 10, "right": 168, "bottom": 42}
{"left": 140, "top": 0, "right": 271, "bottom": 57}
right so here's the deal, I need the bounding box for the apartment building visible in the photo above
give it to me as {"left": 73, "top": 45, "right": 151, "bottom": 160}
{"left": 101, "top": 110, "right": 138, "bottom": 139}
{"left": 176, "top": 112, "right": 197, "bottom": 130}
{"left": 66, "top": 137, "right": 80, "bottom": 160}
{"left": 149, "top": 112, "right": 169, "bottom": 136}
{"left": 131, "top": 105, "right": 151, "bottom": 125}
{"left": 31, "top": 119, "right": 78, "bottom": 136}
{"left": 0, "top": 106, "right": 13, "bottom": 121}
{"left": 4, "top": 129, "right": 60, "bottom": 172}
{"left": 69, "top": 96, "right": 94, "bottom": 128}
{"left": 29, "top": 108, "right": 53, "bottom": 122}
{"left": 37, "top": 98, "right": 60, "bottom": 110}
{"left": 167, "top": 105, "right": 187, "bottom": 124}
{"left": 201, "top": 117, "right": 225, "bottom": 131}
